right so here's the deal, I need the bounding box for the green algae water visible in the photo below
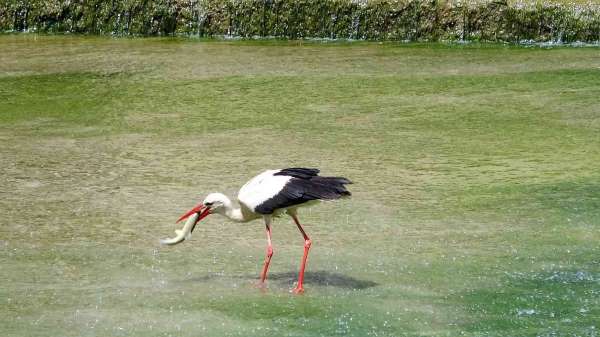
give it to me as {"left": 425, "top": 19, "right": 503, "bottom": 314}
{"left": 1, "top": 35, "right": 599, "bottom": 337}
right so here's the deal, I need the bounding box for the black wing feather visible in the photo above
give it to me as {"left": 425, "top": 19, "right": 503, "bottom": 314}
{"left": 254, "top": 169, "right": 352, "bottom": 214}
{"left": 274, "top": 167, "right": 320, "bottom": 180}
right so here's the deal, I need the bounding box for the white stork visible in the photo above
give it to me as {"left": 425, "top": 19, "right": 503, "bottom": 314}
{"left": 160, "top": 168, "right": 352, "bottom": 293}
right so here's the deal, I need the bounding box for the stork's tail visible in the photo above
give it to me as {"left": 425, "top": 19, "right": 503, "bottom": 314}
{"left": 307, "top": 176, "right": 352, "bottom": 199}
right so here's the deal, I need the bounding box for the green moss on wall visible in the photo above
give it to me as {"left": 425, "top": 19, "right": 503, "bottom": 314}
{"left": 1, "top": 0, "right": 599, "bottom": 42}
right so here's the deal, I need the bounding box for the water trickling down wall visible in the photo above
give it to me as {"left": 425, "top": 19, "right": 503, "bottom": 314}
{"left": 2, "top": 0, "right": 599, "bottom": 43}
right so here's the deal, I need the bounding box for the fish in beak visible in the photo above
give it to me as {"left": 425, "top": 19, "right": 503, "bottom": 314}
{"left": 160, "top": 203, "right": 211, "bottom": 245}
{"left": 176, "top": 203, "right": 211, "bottom": 226}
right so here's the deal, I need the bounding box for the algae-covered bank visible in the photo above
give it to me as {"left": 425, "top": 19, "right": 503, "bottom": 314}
{"left": 2, "top": 0, "right": 600, "bottom": 43}
{"left": 0, "top": 35, "right": 599, "bottom": 336}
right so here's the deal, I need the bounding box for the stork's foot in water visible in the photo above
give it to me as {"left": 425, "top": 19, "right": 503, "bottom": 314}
{"left": 253, "top": 281, "right": 269, "bottom": 293}
{"left": 292, "top": 285, "right": 305, "bottom": 294}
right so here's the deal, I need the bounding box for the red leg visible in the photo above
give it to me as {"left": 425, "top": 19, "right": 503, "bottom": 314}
{"left": 259, "top": 222, "right": 273, "bottom": 284}
{"left": 291, "top": 214, "right": 311, "bottom": 294}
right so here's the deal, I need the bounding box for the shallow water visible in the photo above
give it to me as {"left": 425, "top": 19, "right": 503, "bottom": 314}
{"left": 1, "top": 35, "right": 599, "bottom": 336}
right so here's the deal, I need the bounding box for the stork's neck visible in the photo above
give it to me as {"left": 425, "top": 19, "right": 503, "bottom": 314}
{"left": 219, "top": 195, "right": 247, "bottom": 222}
{"left": 225, "top": 206, "right": 246, "bottom": 222}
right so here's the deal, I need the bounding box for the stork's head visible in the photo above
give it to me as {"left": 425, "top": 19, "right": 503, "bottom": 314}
{"left": 160, "top": 193, "right": 235, "bottom": 246}
{"left": 201, "top": 192, "right": 231, "bottom": 215}
{"left": 176, "top": 192, "right": 230, "bottom": 224}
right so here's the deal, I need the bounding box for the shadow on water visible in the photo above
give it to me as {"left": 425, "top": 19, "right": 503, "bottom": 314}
{"left": 181, "top": 270, "right": 378, "bottom": 290}
{"left": 267, "top": 270, "right": 378, "bottom": 289}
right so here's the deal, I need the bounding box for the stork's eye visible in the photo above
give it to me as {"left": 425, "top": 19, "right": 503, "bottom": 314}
{"left": 205, "top": 202, "right": 213, "bottom": 206}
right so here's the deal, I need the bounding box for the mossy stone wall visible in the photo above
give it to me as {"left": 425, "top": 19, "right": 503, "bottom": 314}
{"left": 2, "top": 0, "right": 599, "bottom": 43}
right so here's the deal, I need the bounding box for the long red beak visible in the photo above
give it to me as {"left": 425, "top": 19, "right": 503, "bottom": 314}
{"left": 176, "top": 203, "right": 211, "bottom": 224}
